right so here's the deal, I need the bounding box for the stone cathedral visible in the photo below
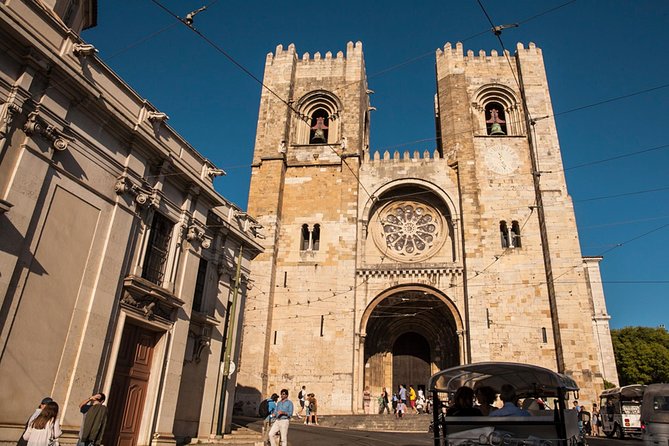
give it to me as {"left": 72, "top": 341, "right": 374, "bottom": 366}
{"left": 235, "top": 41, "right": 618, "bottom": 414}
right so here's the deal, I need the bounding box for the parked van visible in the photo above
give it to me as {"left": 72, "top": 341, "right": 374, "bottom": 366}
{"left": 600, "top": 384, "right": 645, "bottom": 438}
{"left": 641, "top": 383, "right": 669, "bottom": 446}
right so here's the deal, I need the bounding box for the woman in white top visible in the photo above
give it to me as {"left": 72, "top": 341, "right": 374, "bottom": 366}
{"left": 23, "top": 402, "right": 62, "bottom": 446}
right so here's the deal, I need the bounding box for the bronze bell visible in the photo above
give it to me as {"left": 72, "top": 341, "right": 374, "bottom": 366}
{"left": 489, "top": 123, "right": 505, "bottom": 135}
{"left": 311, "top": 129, "right": 326, "bottom": 143}
{"left": 311, "top": 116, "right": 328, "bottom": 143}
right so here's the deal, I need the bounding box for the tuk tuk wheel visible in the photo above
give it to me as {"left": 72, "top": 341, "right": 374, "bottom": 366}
{"left": 613, "top": 423, "right": 624, "bottom": 439}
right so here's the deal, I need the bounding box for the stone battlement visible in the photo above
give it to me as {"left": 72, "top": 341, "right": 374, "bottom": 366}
{"left": 265, "top": 41, "right": 364, "bottom": 65}
{"left": 435, "top": 41, "right": 541, "bottom": 64}
{"left": 368, "top": 148, "right": 444, "bottom": 163}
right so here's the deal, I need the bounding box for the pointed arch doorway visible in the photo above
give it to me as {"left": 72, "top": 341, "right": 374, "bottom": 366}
{"left": 362, "top": 287, "right": 462, "bottom": 395}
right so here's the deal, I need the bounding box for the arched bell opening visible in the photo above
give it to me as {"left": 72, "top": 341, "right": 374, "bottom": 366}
{"left": 362, "top": 289, "right": 460, "bottom": 396}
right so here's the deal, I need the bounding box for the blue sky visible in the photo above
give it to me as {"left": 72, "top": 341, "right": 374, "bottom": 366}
{"left": 83, "top": 1, "right": 668, "bottom": 330}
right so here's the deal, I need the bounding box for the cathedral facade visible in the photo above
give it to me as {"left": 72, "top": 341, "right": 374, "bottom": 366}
{"left": 236, "top": 41, "right": 618, "bottom": 414}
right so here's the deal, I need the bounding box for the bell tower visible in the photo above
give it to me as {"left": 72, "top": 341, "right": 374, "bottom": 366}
{"left": 237, "top": 42, "right": 370, "bottom": 408}
{"left": 434, "top": 42, "right": 615, "bottom": 399}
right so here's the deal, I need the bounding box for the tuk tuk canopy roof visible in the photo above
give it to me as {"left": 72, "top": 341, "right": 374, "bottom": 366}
{"left": 427, "top": 362, "right": 579, "bottom": 398}
{"left": 600, "top": 384, "right": 646, "bottom": 400}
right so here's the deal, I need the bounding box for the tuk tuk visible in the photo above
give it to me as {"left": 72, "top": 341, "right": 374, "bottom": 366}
{"left": 427, "top": 362, "right": 583, "bottom": 446}
{"left": 599, "top": 384, "right": 645, "bottom": 438}
{"left": 641, "top": 383, "right": 669, "bottom": 445}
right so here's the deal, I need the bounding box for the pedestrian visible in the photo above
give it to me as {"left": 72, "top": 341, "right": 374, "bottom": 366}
{"left": 23, "top": 401, "right": 62, "bottom": 446}
{"left": 409, "top": 385, "right": 417, "bottom": 413}
{"left": 572, "top": 400, "right": 581, "bottom": 412}
{"left": 399, "top": 384, "right": 407, "bottom": 407}
{"left": 379, "top": 387, "right": 390, "bottom": 414}
{"left": 391, "top": 393, "right": 398, "bottom": 413}
{"left": 395, "top": 400, "right": 406, "bottom": 418}
{"left": 592, "top": 403, "right": 601, "bottom": 436}
{"left": 363, "top": 387, "right": 371, "bottom": 414}
{"left": 296, "top": 385, "right": 306, "bottom": 419}
{"left": 307, "top": 393, "right": 318, "bottom": 425}
{"left": 19, "top": 397, "right": 54, "bottom": 446}
{"left": 261, "top": 393, "right": 278, "bottom": 446}
{"left": 268, "top": 389, "right": 293, "bottom": 446}
{"left": 78, "top": 393, "right": 108, "bottom": 446}
{"left": 304, "top": 393, "right": 311, "bottom": 425}
{"left": 381, "top": 387, "right": 390, "bottom": 415}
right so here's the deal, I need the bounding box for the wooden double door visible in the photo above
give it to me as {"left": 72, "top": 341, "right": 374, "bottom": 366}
{"left": 104, "top": 322, "right": 159, "bottom": 446}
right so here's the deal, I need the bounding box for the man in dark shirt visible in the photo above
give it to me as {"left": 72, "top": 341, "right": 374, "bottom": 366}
{"left": 78, "top": 393, "right": 108, "bottom": 446}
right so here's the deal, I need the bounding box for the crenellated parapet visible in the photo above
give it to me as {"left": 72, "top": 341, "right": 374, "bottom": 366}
{"left": 435, "top": 41, "right": 542, "bottom": 75}
{"left": 265, "top": 41, "right": 364, "bottom": 66}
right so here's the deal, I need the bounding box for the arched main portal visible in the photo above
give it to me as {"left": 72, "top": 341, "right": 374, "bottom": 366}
{"left": 392, "top": 332, "right": 431, "bottom": 391}
{"left": 362, "top": 288, "right": 462, "bottom": 394}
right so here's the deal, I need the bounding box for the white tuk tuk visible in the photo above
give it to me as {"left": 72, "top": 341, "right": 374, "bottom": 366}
{"left": 599, "top": 384, "right": 645, "bottom": 438}
{"left": 428, "top": 362, "right": 584, "bottom": 446}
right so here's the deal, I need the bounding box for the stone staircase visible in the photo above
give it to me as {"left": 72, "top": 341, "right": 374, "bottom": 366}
{"left": 193, "top": 422, "right": 263, "bottom": 446}
{"left": 315, "top": 413, "right": 432, "bottom": 432}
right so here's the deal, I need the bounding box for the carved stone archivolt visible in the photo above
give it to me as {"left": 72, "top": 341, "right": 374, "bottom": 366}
{"left": 371, "top": 200, "right": 447, "bottom": 262}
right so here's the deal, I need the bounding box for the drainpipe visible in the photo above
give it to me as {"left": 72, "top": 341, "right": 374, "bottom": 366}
{"left": 216, "top": 245, "right": 243, "bottom": 435}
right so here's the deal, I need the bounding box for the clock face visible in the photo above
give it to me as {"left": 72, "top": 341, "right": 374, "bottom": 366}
{"left": 484, "top": 144, "right": 519, "bottom": 175}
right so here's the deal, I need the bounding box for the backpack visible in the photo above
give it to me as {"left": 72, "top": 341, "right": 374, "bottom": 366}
{"left": 259, "top": 399, "right": 270, "bottom": 418}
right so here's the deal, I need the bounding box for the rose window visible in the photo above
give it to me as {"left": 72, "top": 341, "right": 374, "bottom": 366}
{"left": 375, "top": 200, "right": 443, "bottom": 260}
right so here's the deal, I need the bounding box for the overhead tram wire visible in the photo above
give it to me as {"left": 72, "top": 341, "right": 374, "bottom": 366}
{"left": 334, "top": 0, "right": 578, "bottom": 92}
{"left": 148, "top": 0, "right": 375, "bottom": 202}
{"left": 144, "top": 0, "right": 661, "bottom": 209}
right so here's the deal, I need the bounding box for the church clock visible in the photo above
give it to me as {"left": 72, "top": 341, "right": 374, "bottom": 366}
{"left": 483, "top": 144, "right": 519, "bottom": 175}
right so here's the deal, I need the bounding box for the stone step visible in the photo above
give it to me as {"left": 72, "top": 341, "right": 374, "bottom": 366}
{"left": 193, "top": 423, "right": 263, "bottom": 446}
{"left": 314, "top": 414, "right": 432, "bottom": 432}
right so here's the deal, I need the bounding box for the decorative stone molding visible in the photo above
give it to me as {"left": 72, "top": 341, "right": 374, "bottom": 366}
{"left": 114, "top": 174, "right": 156, "bottom": 207}
{"left": 23, "top": 111, "right": 70, "bottom": 151}
{"left": 0, "top": 103, "right": 22, "bottom": 140}
{"left": 234, "top": 211, "right": 266, "bottom": 239}
{"left": 188, "top": 312, "right": 220, "bottom": 363}
{"left": 204, "top": 165, "right": 226, "bottom": 180}
{"left": 72, "top": 43, "right": 97, "bottom": 57}
{"left": 147, "top": 111, "right": 169, "bottom": 124}
{"left": 184, "top": 222, "right": 211, "bottom": 249}
{"left": 357, "top": 265, "right": 463, "bottom": 278}
{"left": 120, "top": 275, "right": 185, "bottom": 324}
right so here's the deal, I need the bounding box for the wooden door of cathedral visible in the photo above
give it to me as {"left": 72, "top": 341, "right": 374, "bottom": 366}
{"left": 104, "top": 322, "right": 158, "bottom": 446}
{"left": 392, "top": 332, "right": 431, "bottom": 391}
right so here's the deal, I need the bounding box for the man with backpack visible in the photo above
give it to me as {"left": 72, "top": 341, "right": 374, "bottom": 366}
{"left": 259, "top": 393, "right": 278, "bottom": 446}
{"left": 296, "top": 385, "right": 306, "bottom": 419}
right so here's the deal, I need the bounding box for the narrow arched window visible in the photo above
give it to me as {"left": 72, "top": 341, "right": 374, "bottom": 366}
{"left": 312, "top": 224, "right": 320, "bottom": 251}
{"left": 309, "top": 109, "right": 329, "bottom": 144}
{"left": 301, "top": 224, "right": 310, "bottom": 251}
{"left": 485, "top": 102, "right": 507, "bottom": 135}
{"left": 511, "top": 220, "right": 522, "bottom": 248}
{"left": 500, "top": 221, "right": 510, "bottom": 248}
